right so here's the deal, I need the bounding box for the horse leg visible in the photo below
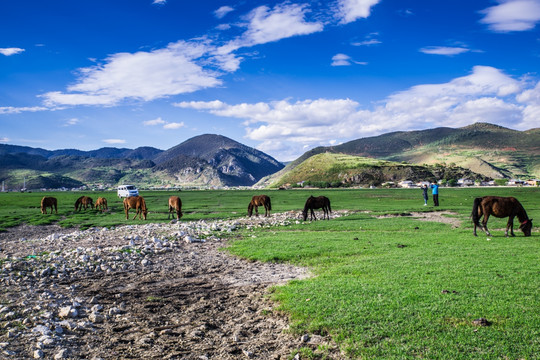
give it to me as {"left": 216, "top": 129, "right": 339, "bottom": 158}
{"left": 507, "top": 216, "right": 515, "bottom": 237}
{"left": 168, "top": 206, "right": 171, "bottom": 219}
{"left": 255, "top": 205, "right": 259, "bottom": 217}
{"left": 482, "top": 213, "right": 491, "bottom": 236}
{"left": 311, "top": 208, "right": 317, "bottom": 221}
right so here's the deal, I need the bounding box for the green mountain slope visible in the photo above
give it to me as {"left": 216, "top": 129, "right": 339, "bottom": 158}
{"left": 267, "top": 153, "right": 487, "bottom": 188}
{"left": 262, "top": 123, "right": 539, "bottom": 186}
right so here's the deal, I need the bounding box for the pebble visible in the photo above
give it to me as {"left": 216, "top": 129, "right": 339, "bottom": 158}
{"left": 0, "top": 211, "right": 339, "bottom": 358}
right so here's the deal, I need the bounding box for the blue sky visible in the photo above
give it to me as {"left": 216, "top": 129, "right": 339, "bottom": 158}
{"left": 1, "top": 0, "right": 540, "bottom": 161}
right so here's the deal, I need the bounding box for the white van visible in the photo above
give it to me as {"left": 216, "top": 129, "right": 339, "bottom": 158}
{"left": 117, "top": 185, "right": 139, "bottom": 198}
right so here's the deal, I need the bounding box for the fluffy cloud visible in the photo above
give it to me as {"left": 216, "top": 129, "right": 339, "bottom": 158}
{"left": 0, "top": 137, "right": 10, "bottom": 143}
{"left": 0, "top": 47, "right": 25, "bottom": 56}
{"left": 331, "top": 53, "right": 367, "bottom": 66}
{"left": 480, "top": 0, "right": 540, "bottom": 32}
{"left": 214, "top": 6, "right": 234, "bottom": 19}
{"left": 232, "top": 3, "right": 323, "bottom": 48}
{"left": 336, "top": 0, "right": 381, "bottom": 24}
{"left": 144, "top": 117, "right": 185, "bottom": 129}
{"left": 42, "top": 41, "right": 226, "bottom": 107}
{"left": 419, "top": 46, "right": 470, "bottom": 56}
{"left": 176, "top": 66, "right": 534, "bottom": 160}
{"left": 39, "top": 3, "right": 325, "bottom": 108}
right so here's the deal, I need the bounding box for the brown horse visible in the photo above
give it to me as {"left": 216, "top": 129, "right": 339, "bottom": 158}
{"left": 123, "top": 196, "right": 148, "bottom": 220}
{"left": 248, "top": 195, "right": 272, "bottom": 217}
{"left": 74, "top": 196, "right": 94, "bottom": 211}
{"left": 95, "top": 197, "right": 108, "bottom": 212}
{"left": 472, "top": 196, "right": 533, "bottom": 237}
{"left": 168, "top": 196, "right": 183, "bottom": 220}
{"left": 41, "top": 196, "right": 58, "bottom": 214}
{"left": 303, "top": 195, "right": 331, "bottom": 221}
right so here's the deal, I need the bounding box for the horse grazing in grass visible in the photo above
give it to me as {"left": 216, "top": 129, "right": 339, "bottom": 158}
{"left": 41, "top": 196, "right": 57, "bottom": 214}
{"left": 168, "top": 196, "right": 183, "bottom": 220}
{"left": 123, "top": 196, "right": 148, "bottom": 220}
{"left": 303, "top": 195, "right": 331, "bottom": 221}
{"left": 95, "top": 197, "right": 108, "bottom": 212}
{"left": 472, "top": 196, "right": 533, "bottom": 237}
{"left": 75, "top": 196, "right": 94, "bottom": 211}
{"left": 248, "top": 195, "right": 272, "bottom": 217}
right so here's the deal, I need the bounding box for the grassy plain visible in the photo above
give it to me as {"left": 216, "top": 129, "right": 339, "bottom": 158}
{"left": 0, "top": 187, "right": 539, "bottom": 359}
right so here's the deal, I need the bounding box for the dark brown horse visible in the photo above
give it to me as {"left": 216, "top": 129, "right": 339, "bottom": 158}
{"left": 41, "top": 196, "right": 57, "bottom": 214}
{"left": 472, "top": 196, "right": 533, "bottom": 237}
{"left": 168, "top": 196, "right": 183, "bottom": 220}
{"left": 303, "top": 195, "right": 331, "bottom": 221}
{"left": 95, "top": 197, "right": 108, "bottom": 212}
{"left": 123, "top": 196, "right": 148, "bottom": 220}
{"left": 74, "top": 196, "right": 94, "bottom": 211}
{"left": 248, "top": 195, "right": 272, "bottom": 217}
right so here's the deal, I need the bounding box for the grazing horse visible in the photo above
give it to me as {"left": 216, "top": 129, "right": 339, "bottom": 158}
{"left": 303, "top": 195, "right": 331, "bottom": 221}
{"left": 168, "top": 196, "right": 183, "bottom": 220}
{"left": 74, "top": 196, "right": 94, "bottom": 211}
{"left": 41, "top": 196, "right": 58, "bottom": 214}
{"left": 95, "top": 197, "right": 108, "bottom": 212}
{"left": 123, "top": 196, "right": 148, "bottom": 220}
{"left": 248, "top": 195, "right": 272, "bottom": 217}
{"left": 472, "top": 196, "right": 533, "bottom": 237}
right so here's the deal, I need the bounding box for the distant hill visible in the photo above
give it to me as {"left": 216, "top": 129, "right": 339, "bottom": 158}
{"left": 0, "top": 134, "right": 284, "bottom": 190}
{"left": 153, "top": 134, "right": 284, "bottom": 187}
{"left": 0, "top": 144, "right": 163, "bottom": 160}
{"left": 260, "top": 123, "right": 539, "bottom": 186}
{"left": 263, "top": 153, "right": 488, "bottom": 188}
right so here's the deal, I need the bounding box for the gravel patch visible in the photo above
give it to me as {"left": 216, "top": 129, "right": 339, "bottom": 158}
{"left": 0, "top": 210, "right": 348, "bottom": 359}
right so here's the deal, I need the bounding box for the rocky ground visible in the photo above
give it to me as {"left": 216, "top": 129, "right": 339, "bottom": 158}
{"left": 0, "top": 211, "right": 348, "bottom": 360}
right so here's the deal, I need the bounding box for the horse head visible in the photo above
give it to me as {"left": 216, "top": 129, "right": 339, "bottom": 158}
{"left": 519, "top": 219, "right": 533, "bottom": 237}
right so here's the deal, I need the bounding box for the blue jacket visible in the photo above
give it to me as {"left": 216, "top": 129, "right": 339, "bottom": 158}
{"left": 430, "top": 184, "right": 439, "bottom": 195}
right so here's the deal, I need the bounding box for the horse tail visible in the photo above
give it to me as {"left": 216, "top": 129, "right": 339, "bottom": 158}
{"left": 267, "top": 196, "right": 272, "bottom": 211}
{"left": 327, "top": 198, "right": 332, "bottom": 213}
{"left": 471, "top": 197, "right": 482, "bottom": 226}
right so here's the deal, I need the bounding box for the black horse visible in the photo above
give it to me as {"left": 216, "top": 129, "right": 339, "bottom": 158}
{"left": 472, "top": 196, "right": 533, "bottom": 237}
{"left": 303, "top": 195, "right": 331, "bottom": 221}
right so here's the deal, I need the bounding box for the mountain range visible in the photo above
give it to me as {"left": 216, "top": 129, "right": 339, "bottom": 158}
{"left": 0, "top": 134, "right": 284, "bottom": 190}
{"left": 0, "top": 123, "right": 538, "bottom": 190}
{"left": 260, "top": 123, "right": 539, "bottom": 187}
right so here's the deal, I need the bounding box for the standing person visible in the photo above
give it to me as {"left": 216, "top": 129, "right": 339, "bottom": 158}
{"left": 430, "top": 182, "right": 439, "bottom": 206}
{"left": 422, "top": 184, "right": 428, "bottom": 206}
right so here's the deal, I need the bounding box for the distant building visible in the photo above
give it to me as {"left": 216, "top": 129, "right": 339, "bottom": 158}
{"left": 399, "top": 180, "right": 415, "bottom": 188}
{"left": 458, "top": 178, "right": 474, "bottom": 186}
{"left": 508, "top": 179, "right": 526, "bottom": 186}
{"left": 526, "top": 179, "right": 540, "bottom": 186}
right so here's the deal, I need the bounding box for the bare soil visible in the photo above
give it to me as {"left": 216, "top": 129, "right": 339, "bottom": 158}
{"left": 0, "top": 215, "right": 343, "bottom": 360}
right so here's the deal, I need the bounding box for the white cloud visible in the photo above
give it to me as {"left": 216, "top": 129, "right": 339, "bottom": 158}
{"left": 480, "top": 0, "right": 540, "bottom": 32}
{"left": 331, "top": 53, "right": 352, "bottom": 66}
{"left": 42, "top": 41, "right": 229, "bottom": 107}
{"left": 103, "top": 139, "right": 126, "bottom": 144}
{"left": 230, "top": 3, "right": 324, "bottom": 49}
{"left": 0, "top": 137, "right": 10, "bottom": 143}
{"left": 176, "top": 66, "right": 535, "bottom": 160}
{"left": 336, "top": 0, "right": 381, "bottom": 24}
{"left": 331, "top": 53, "right": 367, "bottom": 66}
{"left": 163, "top": 122, "right": 185, "bottom": 129}
{"left": 143, "top": 117, "right": 166, "bottom": 126}
{"left": 0, "top": 48, "right": 25, "bottom": 56}
{"left": 0, "top": 106, "right": 49, "bottom": 114}
{"left": 64, "top": 118, "right": 80, "bottom": 126}
{"left": 144, "top": 117, "right": 185, "bottom": 129}
{"left": 152, "top": 0, "right": 166, "bottom": 5}
{"left": 419, "top": 46, "right": 470, "bottom": 56}
{"left": 215, "top": 6, "right": 234, "bottom": 19}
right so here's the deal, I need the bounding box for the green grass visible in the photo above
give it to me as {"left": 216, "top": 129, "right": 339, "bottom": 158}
{"left": 226, "top": 187, "right": 540, "bottom": 359}
{"left": 0, "top": 187, "right": 539, "bottom": 358}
